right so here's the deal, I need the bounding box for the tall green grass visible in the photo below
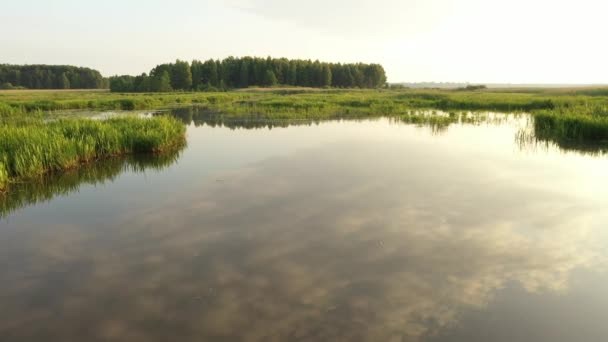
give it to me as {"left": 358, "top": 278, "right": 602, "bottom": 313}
{"left": 535, "top": 108, "right": 608, "bottom": 143}
{"left": 0, "top": 116, "right": 185, "bottom": 191}
{"left": 0, "top": 90, "right": 245, "bottom": 115}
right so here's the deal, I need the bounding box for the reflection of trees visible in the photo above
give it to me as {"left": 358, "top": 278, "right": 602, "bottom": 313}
{"left": 170, "top": 104, "right": 608, "bottom": 154}
{"left": 0, "top": 151, "right": 182, "bottom": 218}
{"left": 166, "top": 106, "right": 325, "bottom": 130}
{"left": 166, "top": 106, "right": 516, "bottom": 136}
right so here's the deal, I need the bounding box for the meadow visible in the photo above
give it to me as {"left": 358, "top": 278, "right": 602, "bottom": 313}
{"left": 2, "top": 87, "right": 607, "bottom": 117}
{"left": 1, "top": 87, "right": 607, "bottom": 191}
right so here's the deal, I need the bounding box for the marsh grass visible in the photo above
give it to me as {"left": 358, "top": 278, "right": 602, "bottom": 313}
{"left": 3, "top": 88, "right": 608, "bottom": 157}
{"left": 0, "top": 116, "right": 185, "bottom": 191}
{"left": 534, "top": 106, "right": 608, "bottom": 144}
{"left": 0, "top": 88, "right": 602, "bottom": 118}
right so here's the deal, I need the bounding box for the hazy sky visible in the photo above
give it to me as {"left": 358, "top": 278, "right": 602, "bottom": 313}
{"left": 2, "top": 0, "right": 607, "bottom": 83}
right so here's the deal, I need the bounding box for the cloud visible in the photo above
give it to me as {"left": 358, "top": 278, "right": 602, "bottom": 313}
{"left": 223, "top": 0, "right": 465, "bottom": 38}
{"left": 1, "top": 140, "right": 606, "bottom": 341}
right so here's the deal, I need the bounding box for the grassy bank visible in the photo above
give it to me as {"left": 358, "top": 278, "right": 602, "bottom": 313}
{"left": 0, "top": 88, "right": 605, "bottom": 115}
{"left": 534, "top": 107, "right": 608, "bottom": 144}
{"left": 2, "top": 87, "right": 608, "bottom": 145}
{"left": 0, "top": 88, "right": 582, "bottom": 116}
{"left": 0, "top": 116, "right": 185, "bottom": 191}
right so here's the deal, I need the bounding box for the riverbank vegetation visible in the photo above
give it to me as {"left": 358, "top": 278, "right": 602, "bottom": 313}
{"left": 0, "top": 88, "right": 568, "bottom": 116}
{"left": 2, "top": 87, "right": 608, "bottom": 155}
{"left": 109, "top": 57, "right": 387, "bottom": 92}
{"left": 0, "top": 116, "right": 185, "bottom": 192}
{"left": 534, "top": 106, "right": 608, "bottom": 145}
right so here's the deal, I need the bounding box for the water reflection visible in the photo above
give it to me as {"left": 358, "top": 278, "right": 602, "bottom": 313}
{"left": 517, "top": 127, "right": 608, "bottom": 156}
{"left": 2, "top": 135, "right": 607, "bottom": 341}
{"left": 168, "top": 106, "right": 608, "bottom": 155}
{"left": 167, "top": 106, "right": 516, "bottom": 134}
{"left": 167, "top": 106, "right": 328, "bottom": 130}
{"left": 3, "top": 111, "right": 608, "bottom": 341}
{"left": 0, "top": 151, "right": 182, "bottom": 218}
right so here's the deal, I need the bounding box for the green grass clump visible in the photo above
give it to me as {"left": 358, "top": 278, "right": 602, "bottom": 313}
{"left": 535, "top": 108, "right": 608, "bottom": 143}
{"left": 0, "top": 116, "right": 185, "bottom": 192}
{"left": 0, "top": 160, "right": 8, "bottom": 190}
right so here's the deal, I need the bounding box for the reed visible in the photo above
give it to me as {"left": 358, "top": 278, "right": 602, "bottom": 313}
{"left": 0, "top": 116, "right": 185, "bottom": 191}
{"left": 534, "top": 108, "right": 608, "bottom": 143}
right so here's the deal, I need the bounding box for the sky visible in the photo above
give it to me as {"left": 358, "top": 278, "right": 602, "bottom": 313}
{"left": 1, "top": 0, "right": 607, "bottom": 84}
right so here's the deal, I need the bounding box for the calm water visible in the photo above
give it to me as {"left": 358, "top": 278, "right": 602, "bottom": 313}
{"left": 2, "top": 110, "right": 608, "bottom": 341}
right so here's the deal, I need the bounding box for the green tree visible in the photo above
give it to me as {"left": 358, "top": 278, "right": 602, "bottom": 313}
{"left": 321, "top": 65, "right": 332, "bottom": 88}
{"left": 287, "top": 62, "right": 297, "bottom": 85}
{"left": 208, "top": 60, "right": 219, "bottom": 87}
{"left": 109, "top": 75, "right": 135, "bottom": 92}
{"left": 239, "top": 60, "right": 249, "bottom": 88}
{"left": 11, "top": 70, "right": 21, "bottom": 86}
{"left": 191, "top": 60, "right": 203, "bottom": 90}
{"left": 252, "top": 58, "right": 266, "bottom": 85}
{"left": 170, "top": 60, "right": 192, "bottom": 90}
{"left": 135, "top": 73, "right": 151, "bottom": 92}
{"left": 344, "top": 66, "right": 355, "bottom": 87}
{"left": 159, "top": 71, "right": 172, "bottom": 92}
{"left": 0, "top": 65, "right": 104, "bottom": 89}
{"left": 263, "top": 70, "right": 278, "bottom": 87}
{"left": 103, "top": 57, "right": 387, "bottom": 92}
{"left": 70, "top": 74, "right": 81, "bottom": 89}
{"left": 44, "top": 72, "right": 54, "bottom": 89}
{"left": 149, "top": 71, "right": 172, "bottom": 92}
{"left": 59, "top": 72, "right": 70, "bottom": 89}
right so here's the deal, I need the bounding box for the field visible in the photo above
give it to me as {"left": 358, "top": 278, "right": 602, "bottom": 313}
{"left": 1, "top": 87, "right": 607, "bottom": 191}
{"left": 2, "top": 87, "right": 608, "bottom": 116}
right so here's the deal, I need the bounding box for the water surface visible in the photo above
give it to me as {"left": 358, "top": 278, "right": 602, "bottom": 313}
{"left": 2, "top": 112, "right": 608, "bottom": 341}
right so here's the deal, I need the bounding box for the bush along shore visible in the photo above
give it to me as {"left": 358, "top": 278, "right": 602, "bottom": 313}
{"left": 0, "top": 116, "right": 186, "bottom": 192}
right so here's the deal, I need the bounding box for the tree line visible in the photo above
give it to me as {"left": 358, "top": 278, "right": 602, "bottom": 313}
{"left": 110, "top": 57, "right": 387, "bottom": 92}
{"left": 0, "top": 64, "right": 107, "bottom": 90}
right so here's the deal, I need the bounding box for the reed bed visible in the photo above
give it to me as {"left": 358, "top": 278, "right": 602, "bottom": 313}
{"left": 2, "top": 88, "right": 608, "bottom": 164}
{"left": 534, "top": 108, "right": 608, "bottom": 143}
{"left": 0, "top": 116, "right": 185, "bottom": 191}
{"left": 0, "top": 88, "right": 603, "bottom": 118}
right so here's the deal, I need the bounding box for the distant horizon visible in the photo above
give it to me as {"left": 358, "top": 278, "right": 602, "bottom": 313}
{"left": 3, "top": 0, "right": 607, "bottom": 84}
{"left": 394, "top": 82, "right": 608, "bottom": 87}
{"left": 3, "top": 61, "right": 608, "bottom": 88}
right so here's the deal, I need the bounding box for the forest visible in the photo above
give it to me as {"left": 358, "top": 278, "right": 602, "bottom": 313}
{"left": 0, "top": 64, "right": 107, "bottom": 90}
{"left": 109, "top": 57, "right": 387, "bottom": 92}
